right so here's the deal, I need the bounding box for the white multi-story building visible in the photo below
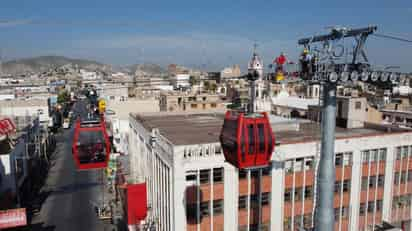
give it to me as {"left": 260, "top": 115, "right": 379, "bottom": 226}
{"left": 171, "top": 74, "right": 190, "bottom": 89}
{"left": 0, "top": 99, "right": 49, "bottom": 125}
{"left": 128, "top": 112, "right": 412, "bottom": 231}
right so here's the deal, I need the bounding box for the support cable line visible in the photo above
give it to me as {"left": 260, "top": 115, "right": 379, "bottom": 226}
{"left": 372, "top": 33, "right": 412, "bottom": 44}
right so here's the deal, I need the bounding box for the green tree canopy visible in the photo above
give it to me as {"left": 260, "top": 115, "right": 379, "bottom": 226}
{"left": 57, "top": 90, "right": 70, "bottom": 104}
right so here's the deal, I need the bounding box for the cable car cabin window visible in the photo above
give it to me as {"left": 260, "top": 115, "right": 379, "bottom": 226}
{"left": 248, "top": 124, "right": 255, "bottom": 155}
{"left": 77, "top": 130, "right": 106, "bottom": 164}
{"left": 221, "top": 119, "right": 238, "bottom": 153}
{"left": 241, "top": 130, "right": 246, "bottom": 161}
{"left": 267, "top": 126, "right": 273, "bottom": 154}
{"left": 257, "top": 123, "right": 265, "bottom": 153}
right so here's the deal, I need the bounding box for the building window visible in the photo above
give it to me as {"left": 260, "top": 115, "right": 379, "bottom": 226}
{"left": 294, "top": 187, "right": 303, "bottom": 202}
{"left": 200, "top": 201, "right": 210, "bottom": 217}
{"left": 378, "top": 175, "right": 385, "bottom": 187}
{"left": 369, "top": 176, "right": 377, "bottom": 188}
{"left": 262, "top": 166, "right": 271, "bottom": 176}
{"left": 303, "top": 214, "right": 312, "bottom": 228}
{"left": 285, "top": 188, "right": 292, "bottom": 202}
{"left": 304, "top": 186, "right": 313, "bottom": 199}
{"left": 334, "top": 208, "right": 340, "bottom": 221}
{"left": 394, "top": 172, "right": 400, "bottom": 185}
{"left": 186, "top": 173, "right": 197, "bottom": 182}
{"left": 294, "top": 158, "right": 304, "bottom": 172}
{"left": 213, "top": 199, "right": 224, "bottom": 215}
{"left": 335, "top": 153, "right": 343, "bottom": 166}
{"left": 370, "top": 149, "right": 379, "bottom": 162}
{"left": 408, "top": 170, "right": 412, "bottom": 182}
{"left": 239, "top": 169, "right": 247, "bottom": 179}
{"left": 202, "top": 104, "right": 206, "bottom": 109}
{"left": 376, "top": 200, "right": 383, "bottom": 211}
{"left": 362, "top": 150, "right": 369, "bottom": 163}
{"left": 379, "top": 148, "right": 387, "bottom": 161}
{"left": 262, "top": 192, "right": 270, "bottom": 206}
{"left": 334, "top": 181, "right": 342, "bottom": 193}
{"left": 215, "top": 145, "right": 222, "bottom": 154}
{"left": 396, "top": 147, "right": 402, "bottom": 160}
{"left": 367, "top": 201, "right": 375, "bottom": 213}
{"left": 359, "top": 203, "right": 366, "bottom": 215}
{"left": 343, "top": 152, "right": 352, "bottom": 166}
{"left": 294, "top": 215, "right": 302, "bottom": 229}
{"left": 199, "top": 169, "right": 210, "bottom": 184}
{"left": 355, "top": 101, "right": 362, "bottom": 109}
{"left": 213, "top": 168, "right": 223, "bottom": 183}
{"left": 191, "top": 104, "right": 198, "bottom": 109}
{"left": 250, "top": 194, "right": 259, "bottom": 208}
{"left": 285, "top": 160, "right": 293, "bottom": 173}
{"left": 211, "top": 103, "right": 217, "bottom": 108}
{"left": 305, "top": 157, "right": 314, "bottom": 170}
{"left": 401, "top": 171, "right": 407, "bottom": 184}
{"left": 284, "top": 217, "right": 292, "bottom": 230}
{"left": 341, "top": 207, "right": 349, "bottom": 218}
{"left": 361, "top": 177, "right": 368, "bottom": 190}
{"left": 239, "top": 196, "right": 247, "bottom": 209}
{"left": 402, "top": 146, "right": 409, "bottom": 159}
{"left": 342, "top": 180, "right": 351, "bottom": 192}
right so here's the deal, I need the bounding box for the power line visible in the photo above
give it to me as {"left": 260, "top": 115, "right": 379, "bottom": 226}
{"left": 373, "top": 33, "right": 412, "bottom": 44}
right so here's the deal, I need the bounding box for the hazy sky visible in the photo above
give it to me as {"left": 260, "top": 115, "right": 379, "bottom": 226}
{"left": 1, "top": 0, "right": 411, "bottom": 71}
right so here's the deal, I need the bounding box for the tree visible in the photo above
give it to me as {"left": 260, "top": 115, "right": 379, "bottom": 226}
{"left": 57, "top": 90, "right": 70, "bottom": 104}
{"left": 203, "top": 81, "right": 211, "bottom": 92}
{"left": 210, "top": 83, "right": 217, "bottom": 93}
{"left": 189, "top": 76, "right": 199, "bottom": 86}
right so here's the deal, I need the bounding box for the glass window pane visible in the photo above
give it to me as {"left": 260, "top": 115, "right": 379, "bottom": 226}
{"left": 257, "top": 124, "right": 265, "bottom": 153}
{"left": 213, "top": 168, "right": 224, "bottom": 183}
{"left": 248, "top": 124, "right": 255, "bottom": 154}
{"left": 199, "top": 169, "right": 210, "bottom": 184}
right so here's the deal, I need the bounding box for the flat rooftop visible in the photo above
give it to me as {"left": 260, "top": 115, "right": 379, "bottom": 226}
{"left": 131, "top": 112, "right": 411, "bottom": 146}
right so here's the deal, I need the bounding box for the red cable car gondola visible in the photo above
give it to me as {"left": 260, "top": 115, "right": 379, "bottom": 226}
{"left": 220, "top": 111, "right": 275, "bottom": 169}
{"left": 72, "top": 117, "right": 111, "bottom": 170}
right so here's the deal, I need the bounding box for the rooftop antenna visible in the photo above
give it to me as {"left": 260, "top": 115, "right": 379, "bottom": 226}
{"left": 253, "top": 42, "right": 258, "bottom": 55}
{"left": 0, "top": 48, "right": 3, "bottom": 77}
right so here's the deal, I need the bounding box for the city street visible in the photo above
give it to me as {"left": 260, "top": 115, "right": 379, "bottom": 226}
{"left": 29, "top": 100, "right": 113, "bottom": 231}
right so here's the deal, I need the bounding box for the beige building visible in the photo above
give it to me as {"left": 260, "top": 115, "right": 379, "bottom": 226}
{"left": 220, "top": 65, "right": 241, "bottom": 79}
{"left": 308, "top": 96, "right": 368, "bottom": 129}
{"left": 159, "top": 92, "right": 226, "bottom": 112}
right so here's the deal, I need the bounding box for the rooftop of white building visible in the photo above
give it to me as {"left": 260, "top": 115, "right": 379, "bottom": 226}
{"left": 131, "top": 112, "right": 411, "bottom": 146}
{"left": 0, "top": 98, "right": 47, "bottom": 107}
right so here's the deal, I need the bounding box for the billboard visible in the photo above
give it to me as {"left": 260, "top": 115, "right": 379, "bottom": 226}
{"left": 0, "top": 208, "right": 27, "bottom": 229}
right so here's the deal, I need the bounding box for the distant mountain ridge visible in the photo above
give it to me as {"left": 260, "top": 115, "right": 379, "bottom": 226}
{"left": 121, "top": 63, "right": 167, "bottom": 76}
{"left": 1, "top": 56, "right": 111, "bottom": 75}
{"left": 1, "top": 55, "right": 202, "bottom": 76}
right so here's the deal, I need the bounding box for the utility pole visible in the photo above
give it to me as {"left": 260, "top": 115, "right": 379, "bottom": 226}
{"left": 315, "top": 81, "right": 336, "bottom": 230}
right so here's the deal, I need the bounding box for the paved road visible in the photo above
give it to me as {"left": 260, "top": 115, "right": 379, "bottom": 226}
{"left": 30, "top": 100, "right": 113, "bottom": 231}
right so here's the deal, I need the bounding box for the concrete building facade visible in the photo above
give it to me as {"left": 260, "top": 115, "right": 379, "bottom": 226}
{"left": 159, "top": 92, "right": 226, "bottom": 112}
{"left": 128, "top": 112, "right": 412, "bottom": 231}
